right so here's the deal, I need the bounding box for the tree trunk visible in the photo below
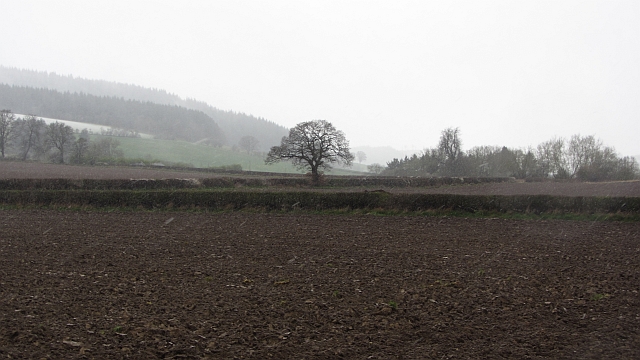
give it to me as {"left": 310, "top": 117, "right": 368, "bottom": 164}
{"left": 22, "top": 143, "right": 31, "bottom": 161}
{"left": 310, "top": 164, "right": 320, "bottom": 185}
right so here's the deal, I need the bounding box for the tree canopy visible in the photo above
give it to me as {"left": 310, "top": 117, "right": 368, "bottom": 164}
{"left": 265, "top": 120, "right": 354, "bottom": 183}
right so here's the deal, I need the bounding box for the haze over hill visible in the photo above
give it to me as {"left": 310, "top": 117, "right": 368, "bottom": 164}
{"left": 0, "top": 66, "right": 288, "bottom": 151}
{"left": 2, "top": 66, "right": 635, "bottom": 175}
{"left": 0, "top": 83, "right": 227, "bottom": 144}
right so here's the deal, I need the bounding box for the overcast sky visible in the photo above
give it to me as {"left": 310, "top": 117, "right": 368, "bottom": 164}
{"left": 2, "top": 0, "right": 639, "bottom": 156}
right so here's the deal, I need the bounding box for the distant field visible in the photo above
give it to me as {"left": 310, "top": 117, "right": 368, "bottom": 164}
{"left": 93, "top": 135, "right": 369, "bottom": 175}
{"left": 15, "top": 114, "right": 154, "bottom": 138}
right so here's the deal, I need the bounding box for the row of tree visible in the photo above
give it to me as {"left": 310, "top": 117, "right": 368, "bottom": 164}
{"left": 383, "top": 128, "right": 638, "bottom": 181}
{"left": 0, "top": 110, "right": 123, "bottom": 164}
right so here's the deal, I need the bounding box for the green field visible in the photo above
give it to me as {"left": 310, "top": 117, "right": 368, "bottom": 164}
{"left": 96, "top": 135, "right": 369, "bottom": 175}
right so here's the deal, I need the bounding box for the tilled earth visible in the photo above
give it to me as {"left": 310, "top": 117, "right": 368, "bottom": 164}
{"left": 1, "top": 210, "right": 639, "bottom": 359}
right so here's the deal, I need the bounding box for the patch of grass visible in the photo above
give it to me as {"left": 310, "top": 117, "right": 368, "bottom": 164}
{"left": 388, "top": 301, "right": 398, "bottom": 310}
{"left": 591, "top": 293, "right": 609, "bottom": 301}
{"left": 96, "top": 135, "right": 299, "bottom": 173}
{"left": 83, "top": 135, "right": 364, "bottom": 175}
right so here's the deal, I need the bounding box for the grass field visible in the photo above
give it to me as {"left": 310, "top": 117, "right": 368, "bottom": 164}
{"left": 94, "top": 135, "right": 369, "bottom": 174}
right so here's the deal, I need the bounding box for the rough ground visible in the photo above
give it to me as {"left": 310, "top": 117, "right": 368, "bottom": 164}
{"left": 1, "top": 211, "right": 639, "bottom": 359}
{"left": 0, "top": 161, "right": 231, "bottom": 180}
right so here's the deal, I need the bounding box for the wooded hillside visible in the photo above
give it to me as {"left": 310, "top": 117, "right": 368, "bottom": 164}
{"left": 0, "top": 66, "right": 288, "bottom": 149}
{"left": 0, "top": 84, "right": 226, "bottom": 144}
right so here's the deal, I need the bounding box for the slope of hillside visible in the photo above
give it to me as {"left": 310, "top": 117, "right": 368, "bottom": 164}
{"left": 0, "top": 84, "right": 225, "bottom": 144}
{"left": 0, "top": 66, "right": 289, "bottom": 149}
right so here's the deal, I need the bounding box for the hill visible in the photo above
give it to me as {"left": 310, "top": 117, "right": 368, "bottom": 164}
{"left": 0, "top": 66, "right": 288, "bottom": 150}
{"left": 0, "top": 84, "right": 225, "bottom": 144}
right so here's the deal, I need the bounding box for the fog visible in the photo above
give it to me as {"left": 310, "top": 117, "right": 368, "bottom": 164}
{"left": 1, "top": 0, "right": 639, "bottom": 157}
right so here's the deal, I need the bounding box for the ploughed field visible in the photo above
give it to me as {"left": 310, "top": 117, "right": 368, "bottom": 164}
{"left": 1, "top": 211, "right": 639, "bottom": 359}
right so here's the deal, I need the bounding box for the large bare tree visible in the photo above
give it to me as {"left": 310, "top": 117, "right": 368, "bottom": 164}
{"left": 265, "top": 120, "right": 354, "bottom": 183}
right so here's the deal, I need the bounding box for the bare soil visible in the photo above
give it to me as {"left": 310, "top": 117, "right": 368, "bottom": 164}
{"left": 1, "top": 210, "right": 639, "bottom": 359}
{"left": 0, "top": 161, "right": 230, "bottom": 180}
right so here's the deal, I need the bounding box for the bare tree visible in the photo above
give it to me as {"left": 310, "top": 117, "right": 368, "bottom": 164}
{"left": 566, "top": 134, "right": 603, "bottom": 178}
{"left": 265, "top": 120, "right": 354, "bottom": 183}
{"left": 14, "top": 115, "right": 47, "bottom": 161}
{"left": 45, "top": 122, "right": 75, "bottom": 163}
{"left": 238, "top": 135, "right": 259, "bottom": 154}
{"left": 71, "top": 137, "right": 89, "bottom": 164}
{"left": 438, "top": 127, "right": 464, "bottom": 175}
{"left": 0, "top": 109, "right": 16, "bottom": 158}
{"left": 356, "top": 151, "right": 367, "bottom": 163}
{"left": 536, "top": 137, "right": 565, "bottom": 177}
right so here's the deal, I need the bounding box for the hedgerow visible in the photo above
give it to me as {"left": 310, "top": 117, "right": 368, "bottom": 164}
{"left": 0, "top": 176, "right": 513, "bottom": 190}
{"left": 0, "top": 190, "right": 637, "bottom": 214}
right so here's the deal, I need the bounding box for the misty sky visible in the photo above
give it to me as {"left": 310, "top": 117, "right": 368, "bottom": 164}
{"left": 2, "top": 0, "right": 639, "bottom": 156}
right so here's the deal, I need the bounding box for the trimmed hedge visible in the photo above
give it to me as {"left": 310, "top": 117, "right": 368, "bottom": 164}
{"left": 0, "top": 177, "right": 514, "bottom": 190}
{"left": 0, "top": 190, "right": 638, "bottom": 214}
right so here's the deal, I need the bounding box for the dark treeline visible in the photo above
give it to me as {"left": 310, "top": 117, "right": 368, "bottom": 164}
{"left": 0, "top": 84, "right": 226, "bottom": 145}
{"left": 384, "top": 128, "right": 638, "bottom": 181}
{"left": 0, "top": 66, "right": 288, "bottom": 150}
{"left": 0, "top": 66, "right": 181, "bottom": 104}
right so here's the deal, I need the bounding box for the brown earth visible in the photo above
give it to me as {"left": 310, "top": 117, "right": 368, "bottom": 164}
{"left": 1, "top": 210, "right": 639, "bottom": 359}
{"left": 2, "top": 161, "right": 640, "bottom": 197}
{"left": 0, "top": 162, "right": 230, "bottom": 181}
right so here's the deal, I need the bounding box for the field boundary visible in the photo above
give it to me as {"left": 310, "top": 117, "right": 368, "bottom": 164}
{"left": 0, "top": 190, "right": 638, "bottom": 215}
{"left": 0, "top": 176, "right": 514, "bottom": 190}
